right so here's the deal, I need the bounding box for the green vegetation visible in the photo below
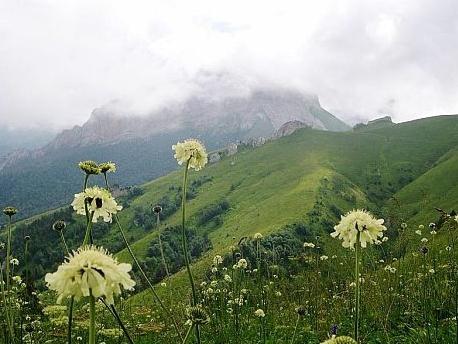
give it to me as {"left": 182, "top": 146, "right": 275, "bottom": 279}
{"left": 0, "top": 115, "right": 457, "bottom": 343}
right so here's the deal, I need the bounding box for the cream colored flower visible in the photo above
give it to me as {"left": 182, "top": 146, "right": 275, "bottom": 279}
{"left": 99, "top": 162, "right": 116, "bottom": 174}
{"left": 78, "top": 160, "right": 100, "bottom": 175}
{"left": 71, "top": 186, "right": 122, "bottom": 223}
{"left": 254, "top": 309, "right": 265, "bottom": 318}
{"left": 303, "top": 242, "right": 315, "bottom": 248}
{"left": 331, "top": 209, "right": 386, "bottom": 249}
{"left": 45, "top": 245, "right": 135, "bottom": 304}
{"left": 455, "top": 215, "right": 458, "bottom": 224}
{"left": 236, "top": 258, "right": 248, "bottom": 269}
{"left": 172, "top": 139, "right": 208, "bottom": 171}
{"left": 213, "top": 255, "right": 223, "bottom": 265}
{"left": 253, "top": 233, "right": 263, "bottom": 240}
{"left": 321, "top": 336, "right": 357, "bottom": 344}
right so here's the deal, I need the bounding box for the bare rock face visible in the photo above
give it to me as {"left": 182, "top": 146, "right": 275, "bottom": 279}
{"left": 44, "top": 88, "right": 347, "bottom": 150}
{"left": 276, "top": 120, "right": 309, "bottom": 137}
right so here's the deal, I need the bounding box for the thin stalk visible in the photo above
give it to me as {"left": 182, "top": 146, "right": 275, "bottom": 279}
{"left": 83, "top": 174, "right": 89, "bottom": 224}
{"left": 4, "top": 215, "right": 15, "bottom": 342}
{"left": 67, "top": 297, "right": 74, "bottom": 344}
{"left": 98, "top": 298, "right": 135, "bottom": 344}
{"left": 113, "top": 214, "right": 183, "bottom": 341}
{"left": 156, "top": 213, "right": 170, "bottom": 277}
{"left": 182, "top": 324, "right": 194, "bottom": 344}
{"left": 103, "top": 172, "right": 182, "bottom": 340}
{"left": 181, "top": 159, "right": 197, "bottom": 304}
{"left": 354, "top": 230, "right": 361, "bottom": 343}
{"left": 82, "top": 212, "right": 94, "bottom": 246}
{"left": 0, "top": 260, "right": 14, "bottom": 342}
{"left": 89, "top": 293, "right": 96, "bottom": 344}
{"left": 181, "top": 160, "right": 201, "bottom": 344}
{"left": 290, "top": 315, "right": 300, "bottom": 344}
{"left": 60, "top": 231, "right": 70, "bottom": 255}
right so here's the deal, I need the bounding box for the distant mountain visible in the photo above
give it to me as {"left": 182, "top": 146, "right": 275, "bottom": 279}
{"left": 0, "top": 127, "right": 53, "bottom": 157}
{"left": 0, "top": 88, "right": 348, "bottom": 219}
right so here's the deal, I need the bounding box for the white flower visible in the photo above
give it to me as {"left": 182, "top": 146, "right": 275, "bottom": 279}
{"left": 71, "top": 186, "right": 122, "bottom": 223}
{"left": 454, "top": 215, "right": 458, "bottom": 224}
{"left": 421, "top": 238, "right": 428, "bottom": 243}
{"left": 172, "top": 139, "right": 208, "bottom": 171}
{"left": 303, "top": 242, "right": 315, "bottom": 248}
{"left": 224, "top": 274, "right": 232, "bottom": 283}
{"left": 320, "top": 255, "right": 329, "bottom": 261}
{"left": 236, "top": 259, "right": 248, "bottom": 269}
{"left": 213, "top": 255, "right": 223, "bottom": 266}
{"left": 331, "top": 209, "right": 387, "bottom": 248}
{"left": 10, "top": 258, "right": 19, "bottom": 266}
{"left": 253, "top": 233, "right": 263, "bottom": 240}
{"left": 98, "top": 162, "right": 116, "bottom": 174}
{"left": 45, "top": 245, "right": 135, "bottom": 304}
{"left": 254, "top": 309, "right": 265, "bottom": 318}
{"left": 430, "top": 230, "right": 437, "bottom": 235}
{"left": 415, "top": 230, "right": 422, "bottom": 235}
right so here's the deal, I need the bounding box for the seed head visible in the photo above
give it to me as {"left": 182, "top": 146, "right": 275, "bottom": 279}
{"left": 78, "top": 160, "right": 100, "bottom": 175}
{"left": 186, "top": 306, "right": 210, "bottom": 325}
{"left": 152, "top": 205, "right": 162, "bottom": 214}
{"left": 3, "top": 206, "right": 18, "bottom": 217}
{"left": 52, "top": 220, "right": 66, "bottom": 232}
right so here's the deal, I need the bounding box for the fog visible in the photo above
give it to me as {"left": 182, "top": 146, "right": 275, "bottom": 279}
{"left": 1, "top": 0, "right": 458, "bottom": 130}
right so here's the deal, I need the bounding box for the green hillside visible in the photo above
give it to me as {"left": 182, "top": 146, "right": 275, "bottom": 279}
{"left": 4, "top": 115, "right": 458, "bottom": 343}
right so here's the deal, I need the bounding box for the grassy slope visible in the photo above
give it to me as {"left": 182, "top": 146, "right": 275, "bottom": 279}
{"left": 118, "top": 115, "right": 458, "bottom": 302}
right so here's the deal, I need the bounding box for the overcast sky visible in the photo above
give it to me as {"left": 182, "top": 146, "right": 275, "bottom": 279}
{"left": 1, "top": 0, "right": 458, "bottom": 130}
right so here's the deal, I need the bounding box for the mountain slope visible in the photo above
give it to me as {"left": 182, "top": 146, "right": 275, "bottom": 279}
{"left": 0, "top": 89, "right": 348, "bottom": 220}
{"left": 6, "top": 115, "right": 458, "bottom": 294}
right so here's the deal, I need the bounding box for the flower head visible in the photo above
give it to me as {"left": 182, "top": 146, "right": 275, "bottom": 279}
{"left": 3, "top": 206, "right": 18, "bottom": 217}
{"left": 172, "top": 139, "right": 208, "bottom": 171}
{"left": 45, "top": 245, "right": 135, "bottom": 304}
{"left": 52, "top": 220, "right": 66, "bottom": 232}
{"left": 152, "top": 205, "right": 162, "bottom": 214}
{"left": 253, "top": 233, "right": 263, "bottom": 240}
{"left": 331, "top": 209, "right": 387, "bottom": 249}
{"left": 236, "top": 258, "right": 248, "bottom": 269}
{"left": 213, "top": 255, "right": 223, "bottom": 266}
{"left": 186, "top": 306, "right": 210, "bottom": 325}
{"left": 98, "top": 162, "right": 116, "bottom": 174}
{"left": 254, "top": 309, "right": 265, "bottom": 318}
{"left": 303, "top": 242, "right": 316, "bottom": 248}
{"left": 71, "top": 186, "right": 122, "bottom": 223}
{"left": 321, "top": 336, "right": 357, "bottom": 344}
{"left": 455, "top": 215, "right": 458, "bottom": 224}
{"left": 78, "top": 160, "right": 100, "bottom": 175}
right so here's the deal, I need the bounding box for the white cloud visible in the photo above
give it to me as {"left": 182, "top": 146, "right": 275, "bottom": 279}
{"left": 1, "top": 0, "right": 458, "bottom": 129}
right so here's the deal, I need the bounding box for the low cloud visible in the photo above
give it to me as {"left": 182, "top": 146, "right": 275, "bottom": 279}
{"left": 1, "top": 0, "right": 458, "bottom": 130}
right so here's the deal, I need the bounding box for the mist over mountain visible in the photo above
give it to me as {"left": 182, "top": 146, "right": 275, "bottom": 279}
{"left": 0, "top": 88, "right": 348, "bottom": 219}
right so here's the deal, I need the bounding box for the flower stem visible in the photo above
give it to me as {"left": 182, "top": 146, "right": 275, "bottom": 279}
{"left": 67, "top": 297, "right": 74, "bottom": 344}
{"left": 354, "top": 230, "right": 361, "bottom": 343}
{"left": 181, "top": 159, "right": 197, "bottom": 304}
{"left": 103, "top": 172, "right": 182, "bottom": 340}
{"left": 156, "top": 213, "right": 170, "bottom": 277}
{"left": 82, "top": 212, "right": 94, "bottom": 246}
{"left": 89, "top": 293, "right": 96, "bottom": 344}
{"left": 290, "top": 314, "right": 300, "bottom": 344}
{"left": 182, "top": 324, "right": 194, "bottom": 344}
{"left": 113, "top": 214, "right": 183, "bottom": 341}
{"left": 0, "top": 259, "right": 14, "bottom": 341}
{"left": 60, "top": 231, "right": 70, "bottom": 255}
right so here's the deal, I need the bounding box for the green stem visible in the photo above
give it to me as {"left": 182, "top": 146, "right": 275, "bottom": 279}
{"left": 60, "top": 231, "right": 70, "bottom": 255}
{"left": 355, "top": 230, "right": 361, "bottom": 343}
{"left": 82, "top": 212, "right": 94, "bottom": 246}
{"left": 0, "top": 260, "right": 14, "bottom": 342}
{"left": 156, "top": 213, "right": 170, "bottom": 277}
{"left": 89, "top": 294, "right": 96, "bottom": 344}
{"left": 181, "top": 324, "right": 194, "bottom": 344}
{"left": 104, "top": 172, "right": 182, "bottom": 340}
{"left": 181, "top": 160, "right": 197, "bottom": 304}
{"left": 83, "top": 174, "right": 89, "bottom": 223}
{"left": 109, "top": 304, "right": 135, "bottom": 344}
{"left": 67, "top": 297, "right": 74, "bottom": 344}
{"left": 113, "top": 214, "right": 183, "bottom": 341}
{"left": 290, "top": 315, "right": 300, "bottom": 344}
